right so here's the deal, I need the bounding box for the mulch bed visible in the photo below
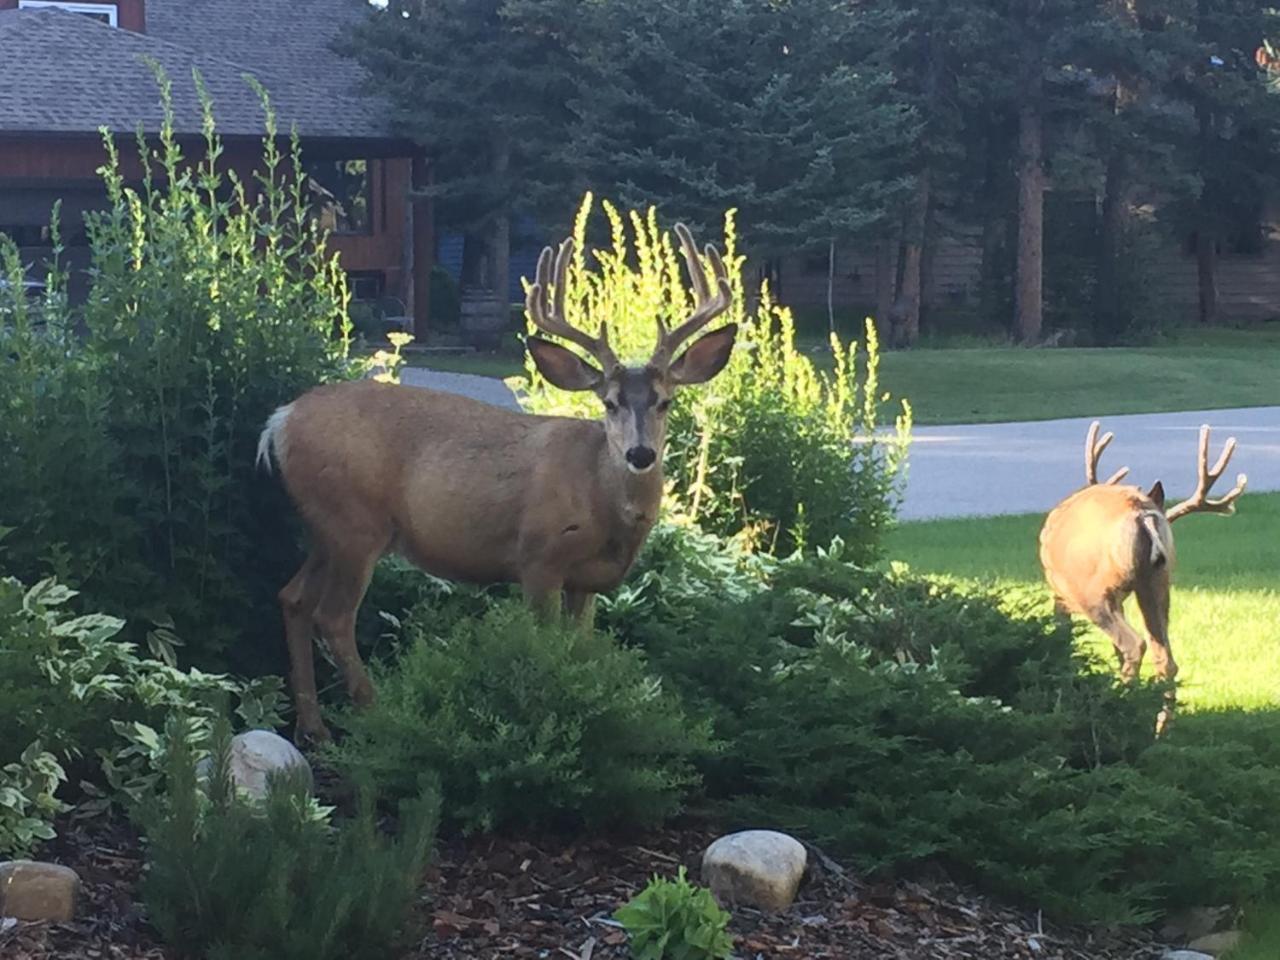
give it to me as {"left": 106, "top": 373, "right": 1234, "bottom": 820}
{"left": 3, "top": 816, "right": 1174, "bottom": 960}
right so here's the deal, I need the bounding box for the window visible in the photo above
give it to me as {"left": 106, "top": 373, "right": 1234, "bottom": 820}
{"left": 303, "top": 159, "right": 372, "bottom": 235}
{"left": 347, "top": 271, "right": 385, "bottom": 303}
{"left": 17, "top": 0, "right": 118, "bottom": 26}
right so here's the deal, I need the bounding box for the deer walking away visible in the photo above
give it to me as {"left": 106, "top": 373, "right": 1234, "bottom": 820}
{"left": 1039, "top": 420, "right": 1247, "bottom": 727}
{"left": 257, "top": 224, "right": 738, "bottom": 741}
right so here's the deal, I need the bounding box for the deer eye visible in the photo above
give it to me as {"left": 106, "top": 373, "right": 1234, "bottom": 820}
{"left": 655, "top": 399, "right": 672, "bottom": 413}
{"left": 603, "top": 399, "right": 619, "bottom": 414}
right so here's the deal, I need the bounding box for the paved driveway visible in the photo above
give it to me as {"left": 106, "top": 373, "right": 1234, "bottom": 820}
{"left": 900, "top": 407, "right": 1280, "bottom": 520}
{"left": 399, "top": 369, "right": 1278, "bottom": 522}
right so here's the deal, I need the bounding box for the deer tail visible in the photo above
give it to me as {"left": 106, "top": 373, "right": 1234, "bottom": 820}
{"left": 255, "top": 403, "right": 294, "bottom": 475}
{"left": 1138, "top": 510, "right": 1172, "bottom": 568}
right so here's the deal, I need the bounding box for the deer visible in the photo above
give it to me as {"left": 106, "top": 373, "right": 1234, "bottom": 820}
{"left": 1038, "top": 420, "right": 1247, "bottom": 730}
{"left": 256, "top": 224, "right": 738, "bottom": 742}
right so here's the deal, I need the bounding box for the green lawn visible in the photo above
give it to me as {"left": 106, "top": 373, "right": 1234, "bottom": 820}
{"left": 399, "top": 325, "right": 1280, "bottom": 425}
{"left": 888, "top": 494, "right": 1280, "bottom": 954}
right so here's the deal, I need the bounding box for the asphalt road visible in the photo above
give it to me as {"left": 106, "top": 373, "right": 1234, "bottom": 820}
{"left": 399, "top": 369, "right": 1278, "bottom": 522}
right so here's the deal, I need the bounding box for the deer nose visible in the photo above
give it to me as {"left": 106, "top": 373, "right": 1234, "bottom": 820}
{"left": 625, "top": 446, "right": 656, "bottom": 471}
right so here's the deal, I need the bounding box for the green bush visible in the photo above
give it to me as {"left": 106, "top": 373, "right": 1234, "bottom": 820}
{"left": 509, "top": 195, "right": 910, "bottom": 559}
{"left": 614, "top": 867, "right": 733, "bottom": 960}
{"left": 0, "top": 569, "right": 287, "bottom": 854}
{"left": 142, "top": 720, "right": 438, "bottom": 960}
{"left": 0, "top": 68, "right": 361, "bottom": 673}
{"left": 327, "top": 602, "right": 714, "bottom": 833}
{"left": 592, "top": 528, "right": 1280, "bottom": 925}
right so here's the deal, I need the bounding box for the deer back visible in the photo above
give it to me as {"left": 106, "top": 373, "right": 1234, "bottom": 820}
{"left": 1039, "top": 483, "right": 1174, "bottom": 616}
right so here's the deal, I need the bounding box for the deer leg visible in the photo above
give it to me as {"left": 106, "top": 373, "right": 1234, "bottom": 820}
{"left": 312, "top": 538, "right": 384, "bottom": 709}
{"left": 564, "top": 589, "right": 596, "bottom": 632}
{"left": 279, "top": 549, "right": 331, "bottom": 743}
{"left": 1088, "top": 599, "right": 1147, "bottom": 682}
{"left": 1134, "top": 567, "right": 1177, "bottom": 734}
{"left": 520, "top": 570, "right": 565, "bottom": 623}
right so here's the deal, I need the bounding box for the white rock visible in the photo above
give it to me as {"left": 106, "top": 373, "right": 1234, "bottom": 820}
{"left": 1162, "top": 951, "right": 1215, "bottom": 960}
{"left": 0, "top": 860, "right": 80, "bottom": 922}
{"left": 701, "top": 830, "right": 807, "bottom": 912}
{"left": 197, "top": 730, "right": 312, "bottom": 800}
{"left": 1187, "top": 931, "right": 1242, "bottom": 956}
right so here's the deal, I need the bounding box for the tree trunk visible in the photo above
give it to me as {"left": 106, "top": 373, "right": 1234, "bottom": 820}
{"left": 1196, "top": 227, "right": 1218, "bottom": 325}
{"left": 1097, "top": 146, "right": 1129, "bottom": 343}
{"left": 874, "top": 235, "right": 899, "bottom": 342}
{"left": 898, "top": 167, "right": 932, "bottom": 347}
{"left": 1195, "top": 104, "right": 1218, "bottom": 326}
{"left": 826, "top": 239, "right": 837, "bottom": 339}
{"left": 919, "top": 197, "right": 937, "bottom": 335}
{"left": 490, "top": 135, "right": 512, "bottom": 328}
{"left": 410, "top": 154, "right": 434, "bottom": 338}
{"left": 1015, "top": 100, "right": 1044, "bottom": 343}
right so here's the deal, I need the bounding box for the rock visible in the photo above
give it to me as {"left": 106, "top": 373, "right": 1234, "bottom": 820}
{"left": 1161, "top": 952, "right": 1215, "bottom": 960}
{"left": 701, "top": 830, "right": 807, "bottom": 913}
{"left": 1187, "top": 931, "right": 1242, "bottom": 955}
{"left": 196, "top": 729, "right": 312, "bottom": 800}
{"left": 1161, "top": 905, "right": 1231, "bottom": 941}
{"left": 0, "top": 860, "right": 80, "bottom": 922}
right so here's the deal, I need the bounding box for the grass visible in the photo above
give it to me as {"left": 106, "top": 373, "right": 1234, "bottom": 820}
{"left": 397, "top": 325, "right": 1280, "bottom": 426}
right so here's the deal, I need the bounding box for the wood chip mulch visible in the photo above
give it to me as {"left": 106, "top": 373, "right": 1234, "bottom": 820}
{"left": 416, "top": 824, "right": 1173, "bottom": 960}
{"left": 2, "top": 816, "right": 1174, "bottom": 960}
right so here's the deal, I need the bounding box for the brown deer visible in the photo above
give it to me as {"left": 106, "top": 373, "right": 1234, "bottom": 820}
{"left": 257, "top": 224, "right": 737, "bottom": 741}
{"left": 1039, "top": 421, "right": 1246, "bottom": 725}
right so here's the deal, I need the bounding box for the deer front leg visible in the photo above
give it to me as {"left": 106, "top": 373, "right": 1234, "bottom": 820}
{"left": 521, "top": 569, "right": 565, "bottom": 623}
{"left": 564, "top": 589, "right": 597, "bottom": 632}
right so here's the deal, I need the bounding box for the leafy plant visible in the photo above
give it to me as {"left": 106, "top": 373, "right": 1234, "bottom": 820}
{"left": 510, "top": 194, "right": 911, "bottom": 559}
{"left": 0, "top": 742, "right": 67, "bottom": 858}
{"left": 142, "top": 718, "right": 439, "bottom": 960}
{"left": 614, "top": 867, "right": 733, "bottom": 960}
{"left": 0, "top": 67, "right": 363, "bottom": 673}
{"left": 0, "top": 569, "right": 288, "bottom": 851}
{"left": 327, "top": 602, "right": 713, "bottom": 833}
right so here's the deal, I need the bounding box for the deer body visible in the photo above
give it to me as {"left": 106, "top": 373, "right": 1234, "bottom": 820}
{"left": 261, "top": 225, "right": 736, "bottom": 741}
{"left": 1039, "top": 421, "right": 1246, "bottom": 729}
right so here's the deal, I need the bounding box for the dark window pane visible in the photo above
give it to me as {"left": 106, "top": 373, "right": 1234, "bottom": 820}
{"left": 303, "top": 159, "right": 371, "bottom": 234}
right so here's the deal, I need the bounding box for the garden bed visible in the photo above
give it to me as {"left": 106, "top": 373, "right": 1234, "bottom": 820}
{"left": 3, "top": 815, "right": 1174, "bottom": 960}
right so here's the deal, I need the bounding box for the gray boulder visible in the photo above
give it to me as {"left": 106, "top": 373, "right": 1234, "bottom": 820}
{"left": 0, "top": 860, "right": 80, "bottom": 922}
{"left": 701, "top": 830, "right": 807, "bottom": 913}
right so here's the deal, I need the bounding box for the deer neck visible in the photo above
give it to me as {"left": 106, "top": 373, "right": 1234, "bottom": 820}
{"left": 599, "top": 442, "right": 663, "bottom": 530}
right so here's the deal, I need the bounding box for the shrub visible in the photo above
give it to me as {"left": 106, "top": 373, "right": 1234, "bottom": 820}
{"left": 430, "top": 264, "right": 462, "bottom": 327}
{"left": 509, "top": 195, "right": 910, "bottom": 559}
{"left": 0, "top": 68, "right": 361, "bottom": 673}
{"left": 142, "top": 719, "right": 439, "bottom": 960}
{"left": 614, "top": 867, "right": 733, "bottom": 960}
{"left": 0, "top": 569, "right": 288, "bottom": 854}
{"left": 596, "top": 529, "right": 1280, "bottom": 925}
{"left": 327, "top": 602, "right": 714, "bottom": 833}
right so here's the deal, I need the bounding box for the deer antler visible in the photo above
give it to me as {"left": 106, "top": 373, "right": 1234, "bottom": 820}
{"left": 526, "top": 238, "right": 619, "bottom": 370}
{"left": 649, "top": 223, "right": 734, "bottom": 368}
{"left": 1085, "top": 420, "right": 1131, "bottom": 486}
{"left": 1165, "top": 424, "right": 1247, "bottom": 521}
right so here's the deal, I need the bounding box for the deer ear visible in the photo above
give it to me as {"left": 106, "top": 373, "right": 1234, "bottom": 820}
{"left": 1148, "top": 480, "right": 1166, "bottom": 509}
{"left": 668, "top": 324, "right": 737, "bottom": 386}
{"left": 527, "top": 336, "right": 603, "bottom": 391}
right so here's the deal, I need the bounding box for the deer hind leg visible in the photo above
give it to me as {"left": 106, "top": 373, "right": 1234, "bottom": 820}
{"left": 1088, "top": 597, "right": 1147, "bottom": 682}
{"left": 1134, "top": 566, "right": 1177, "bottom": 734}
{"left": 279, "top": 549, "right": 331, "bottom": 743}
{"left": 311, "top": 525, "right": 389, "bottom": 710}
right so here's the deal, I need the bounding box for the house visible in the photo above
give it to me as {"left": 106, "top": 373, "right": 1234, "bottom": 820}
{"left": 0, "top": 0, "right": 433, "bottom": 333}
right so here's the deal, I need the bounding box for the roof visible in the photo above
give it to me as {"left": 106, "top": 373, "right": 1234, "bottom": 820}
{"left": 0, "top": 2, "right": 397, "bottom": 142}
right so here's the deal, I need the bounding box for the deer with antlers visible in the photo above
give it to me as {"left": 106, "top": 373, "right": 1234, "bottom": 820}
{"left": 1039, "top": 420, "right": 1247, "bottom": 725}
{"left": 256, "top": 224, "right": 737, "bottom": 741}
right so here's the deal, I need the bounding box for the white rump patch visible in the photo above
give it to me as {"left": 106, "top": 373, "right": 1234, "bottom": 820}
{"left": 255, "top": 403, "right": 295, "bottom": 474}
